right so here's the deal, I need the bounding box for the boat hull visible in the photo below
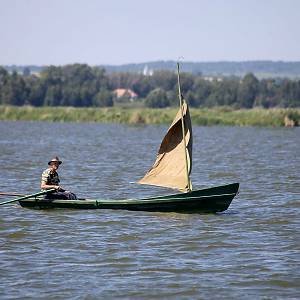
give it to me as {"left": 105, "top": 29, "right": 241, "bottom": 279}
{"left": 19, "top": 183, "right": 239, "bottom": 213}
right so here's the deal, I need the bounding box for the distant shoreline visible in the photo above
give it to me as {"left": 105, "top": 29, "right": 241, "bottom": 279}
{"left": 0, "top": 106, "right": 299, "bottom": 127}
{"left": 3, "top": 60, "right": 300, "bottom": 78}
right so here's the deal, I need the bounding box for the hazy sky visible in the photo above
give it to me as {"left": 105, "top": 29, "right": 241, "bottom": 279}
{"left": 1, "top": 0, "right": 300, "bottom": 65}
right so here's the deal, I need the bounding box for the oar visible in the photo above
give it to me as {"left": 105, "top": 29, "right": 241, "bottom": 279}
{"left": 0, "top": 192, "right": 27, "bottom": 197}
{"left": 0, "top": 189, "right": 56, "bottom": 206}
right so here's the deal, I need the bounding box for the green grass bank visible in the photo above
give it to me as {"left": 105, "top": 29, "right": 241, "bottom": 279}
{"left": 0, "top": 105, "right": 299, "bottom": 127}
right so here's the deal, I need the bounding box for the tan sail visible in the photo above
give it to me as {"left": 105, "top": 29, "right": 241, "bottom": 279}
{"left": 138, "top": 99, "right": 192, "bottom": 192}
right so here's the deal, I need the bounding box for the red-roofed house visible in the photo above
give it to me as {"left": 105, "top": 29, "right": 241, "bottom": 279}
{"left": 113, "top": 88, "right": 138, "bottom": 101}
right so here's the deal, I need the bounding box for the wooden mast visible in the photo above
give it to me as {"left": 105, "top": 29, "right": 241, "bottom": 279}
{"left": 177, "top": 62, "right": 191, "bottom": 192}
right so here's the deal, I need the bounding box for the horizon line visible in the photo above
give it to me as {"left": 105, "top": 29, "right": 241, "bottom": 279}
{"left": 2, "top": 59, "right": 300, "bottom": 67}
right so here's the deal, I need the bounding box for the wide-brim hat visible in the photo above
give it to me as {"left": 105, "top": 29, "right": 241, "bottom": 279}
{"left": 48, "top": 156, "right": 62, "bottom": 165}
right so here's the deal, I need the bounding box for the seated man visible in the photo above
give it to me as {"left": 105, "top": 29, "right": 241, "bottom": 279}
{"left": 41, "top": 156, "right": 77, "bottom": 200}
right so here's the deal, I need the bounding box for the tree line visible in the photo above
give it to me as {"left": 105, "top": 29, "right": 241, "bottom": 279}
{"left": 0, "top": 64, "right": 299, "bottom": 108}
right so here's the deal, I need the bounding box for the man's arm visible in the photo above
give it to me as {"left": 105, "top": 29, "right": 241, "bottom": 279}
{"left": 41, "top": 182, "right": 60, "bottom": 190}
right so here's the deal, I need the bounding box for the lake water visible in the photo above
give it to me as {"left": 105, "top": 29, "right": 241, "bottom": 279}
{"left": 0, "top": 121, "right": 299, "bottom": 299}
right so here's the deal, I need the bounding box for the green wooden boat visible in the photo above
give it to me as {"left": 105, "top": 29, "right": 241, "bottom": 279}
{"left": 18, "top": 183, "right": 239, "bottom": 213}
{"left": 4, "top": 63, "right": 239, "bottom": 213}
